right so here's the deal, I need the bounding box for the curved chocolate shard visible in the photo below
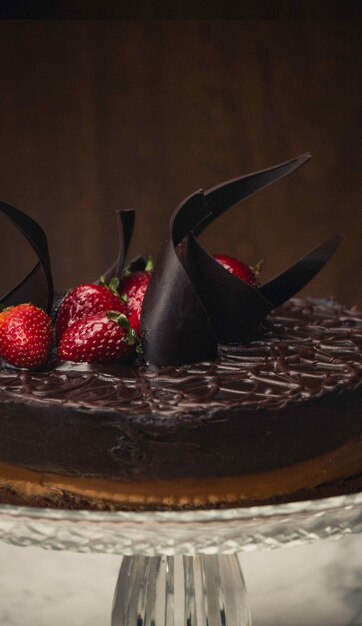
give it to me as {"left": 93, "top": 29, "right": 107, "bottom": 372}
{"left": 195, "top": 152, "right": 311, "bottom": 235}
{"left": 142, "top": 154, "right": 343, "bottom": 366}
{"left": 260, "top": 235, "right": 345, "bottom": 307}
{"left": 0, "top": 201, "right": 53, "bottom": 313}
{"left": 141, "top": 192, "right": 218, "bottom": 366}
{"left": 184, "top": 233, "right": 272, "bottom": 344}
{"left": 178, "top": 154, "right": 312, "bottom": 344}
{"left": 99, "top": 210, "right": 135, "bottom": 283}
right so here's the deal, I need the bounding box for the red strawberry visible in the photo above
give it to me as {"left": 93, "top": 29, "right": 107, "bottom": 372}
{"left": 56, "top": 278, "right": 127, "bottom": 342}
{"left": 0, "top": 304, "right": 52, "bottom": 368}
{"left": 58, "top": 311, "right": 139, "bottom": 364}
{"left": 121, "top": 259, "right": 153, "bottom": 334}
{"left": 213, "top": 254, "right": 260, "bottom": 288}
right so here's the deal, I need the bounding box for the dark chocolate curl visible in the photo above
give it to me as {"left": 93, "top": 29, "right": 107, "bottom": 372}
{"left": 184, "top": 234, "right": 272, "bottom": 343}
{"left": 141, "top": 192, "right": 218, "bottom": 366}
{"left": 260, "top": 235, "right": 345, "bottom": 307}
{"left": 196, "top": 153, "right": 311, "bottom": 235}
{"left": 142, "top": 154, "right": 343, "bottom": 366}
{"left": 0, "top": 201, "right": 53, "bottom": 313}
{"left": 100, "top": 210, "right": 135, "bottom": 283}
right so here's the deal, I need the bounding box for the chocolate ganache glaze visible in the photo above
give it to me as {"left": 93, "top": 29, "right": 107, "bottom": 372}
{"left": 0, "top": 298, "right": 360, "bottom": 490}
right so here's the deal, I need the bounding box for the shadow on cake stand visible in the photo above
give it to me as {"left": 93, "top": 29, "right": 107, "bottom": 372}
{"left": 0, "top": 493, "right": 361, "bottom": 625}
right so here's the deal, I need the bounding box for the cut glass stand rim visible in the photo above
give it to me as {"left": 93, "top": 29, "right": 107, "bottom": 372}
{"left": 0, "top": 491, "right": 361, "bottom": 555}
{"left": 0, "top": 491, "right": 361, "bottom": 523}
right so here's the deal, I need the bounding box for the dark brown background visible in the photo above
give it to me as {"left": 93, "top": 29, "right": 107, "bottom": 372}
{"left": 0, "top": 20, "right": 361, "bottom": 306}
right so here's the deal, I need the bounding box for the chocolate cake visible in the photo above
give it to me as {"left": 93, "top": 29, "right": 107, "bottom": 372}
{"left": 0, "top": 154, "right": 361, "bottom": 510}
{"left": 0, "top": 296, "right": 361, "bottom": 510}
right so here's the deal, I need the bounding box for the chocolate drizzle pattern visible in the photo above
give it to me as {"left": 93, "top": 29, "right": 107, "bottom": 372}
{"left": 1, "top": 298, "right": 361, "bottom": 417}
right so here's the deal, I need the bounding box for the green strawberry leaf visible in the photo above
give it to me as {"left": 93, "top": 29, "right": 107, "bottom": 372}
{"left": 108, "top": 277, "right": 120, "bottom": 294}
{"left": 99, "top": 276, "right": 120, "bottom": 297}
{"left": 145, "top": 256, "right": 154, "bottom": 272}
{"left": 252, "top": 259, "right": 264, "bottom": 275}
{"left": 107, "top": 311, "right": 142, "bottom": 349}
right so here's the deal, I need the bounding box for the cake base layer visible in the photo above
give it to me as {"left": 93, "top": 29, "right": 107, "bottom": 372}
{"left": 0, "top": 438, "right": 361, "bottom": 510}
{"left": 1, "top": 476, "right": 361, "bottom": 512}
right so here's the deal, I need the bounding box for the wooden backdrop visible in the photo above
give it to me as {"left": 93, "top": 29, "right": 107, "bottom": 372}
{"left": 0, "top": 20, "right": 360, "bottom": 306}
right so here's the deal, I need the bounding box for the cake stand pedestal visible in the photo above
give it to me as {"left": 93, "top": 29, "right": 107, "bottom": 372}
{"left": 0, "top": 492, "right": 361, "bottom": 626}
{"left": 112, "top": 553, "right": 250, "bottom": 626}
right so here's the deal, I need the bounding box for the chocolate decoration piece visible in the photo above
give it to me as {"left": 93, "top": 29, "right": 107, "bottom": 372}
{"left": 198, "top": 153, "right": 311, "bottom": 234}
{"left": 186, "top": 234, "right": 271, "bottom": 344}
{"left": 260, "top": 235, "right": 345, "bottom": 307}
{"left": 0, "top": 201, "right": 53, "bottom": 313}
{"left": 0, "top": 299, "right": 360, "bottom": 483}
{"left": 141, "top": 154, "right": 343, "bottom": 366}
{"left": 141, "top": 192, "right": 218, "bottom": 365}
{"left": 99, "top": 210, "right": 135, "bottom": 283}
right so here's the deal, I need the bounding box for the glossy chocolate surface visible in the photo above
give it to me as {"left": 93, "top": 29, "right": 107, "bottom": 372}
{"left": 0, "top": 298, "right": 361, "bottom": 482}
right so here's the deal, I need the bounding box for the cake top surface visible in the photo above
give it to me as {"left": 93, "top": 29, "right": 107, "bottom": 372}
{"left": 0, "top": 298, "right": 361, "bottom": 418}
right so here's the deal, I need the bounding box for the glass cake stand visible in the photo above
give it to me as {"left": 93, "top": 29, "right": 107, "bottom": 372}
{"left": 0, "top": 492, "right": 361, "bottom": 625}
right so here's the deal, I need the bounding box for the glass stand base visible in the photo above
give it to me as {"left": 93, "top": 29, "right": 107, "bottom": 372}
{"left": 112, "top": 554, "right": 251, "bottom": 626}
